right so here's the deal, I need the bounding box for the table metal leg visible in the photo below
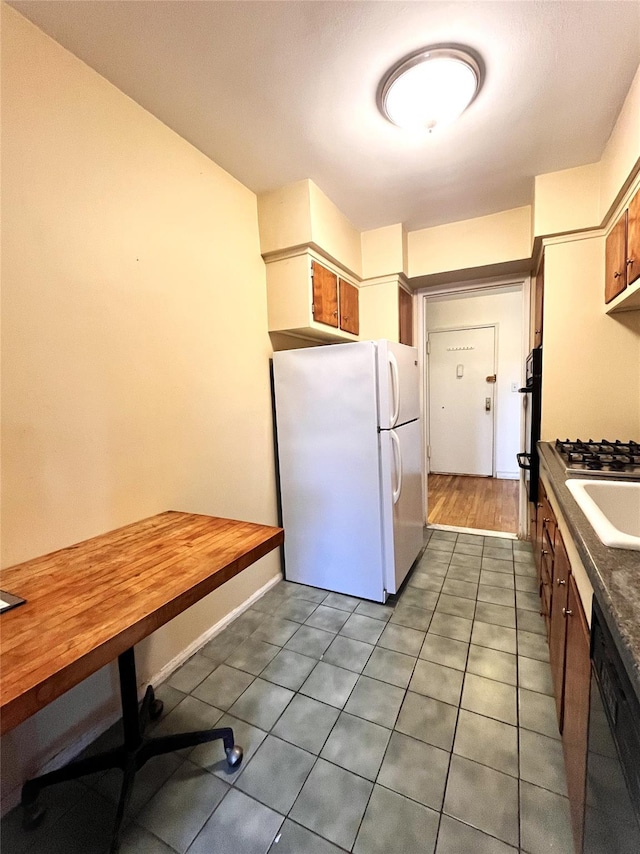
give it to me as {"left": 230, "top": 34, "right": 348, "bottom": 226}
{"left": 20, "top": 645, "right": 243, "bottom": 852}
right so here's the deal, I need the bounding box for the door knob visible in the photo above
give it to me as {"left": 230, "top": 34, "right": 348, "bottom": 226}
{"left": 557, "top": 578, "right": 566, "bottom": 586}
{"left": 562, "top": 607, "right": 573, "bottom": 617}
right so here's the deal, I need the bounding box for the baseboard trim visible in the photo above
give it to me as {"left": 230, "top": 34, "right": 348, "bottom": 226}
{"left": 496, "top": 471, "right": 519, "bottom": 480}
{"left": 149, "top": 573, "right": 281, "bottom": 687}
{"left": 1, "top": 572, "right": 282, "bottom": 816}
{"left": 428, "top": 523, "right": 518, "bottom": 539}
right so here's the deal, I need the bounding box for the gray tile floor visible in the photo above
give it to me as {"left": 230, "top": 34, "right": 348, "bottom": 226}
{"left": 3, "top": 530, "right": 574, "bottom": 854}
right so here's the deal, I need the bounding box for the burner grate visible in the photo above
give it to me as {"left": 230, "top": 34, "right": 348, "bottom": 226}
{"left": 554, "top": 439, "right": 640, "bottom": 478}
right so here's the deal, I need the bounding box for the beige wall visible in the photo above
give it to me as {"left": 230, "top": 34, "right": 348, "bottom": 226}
{"left": 532, "top": 61, "right": 640, "bottom": 237}
{"left": 408, "top": 206, "right": 532, "bottom": 278}
{"left": 358, "top": 279, "right": 401, "bottom": 342}
{"left": 541, "top": 237, "right": 640, "bottom": 440}
{"left": 600, "top": 62, "right": 640, "bottom": 219}
{"left": 361, "top": 224, "right": 406, "bottom": 279}
{"left": 257, "top": 179, "right": 313, "bottom": 256}
{"left": 1, "top": 6, "right": 280, "bottom": 804}
{"left": 257, "top": 179, "right": 362, "bottom": 278}
{"left": 308, "top": 181, "right": 362, "bottom": 277}
{"left": 533, "top": 163, "right": 601, "bottom": 237}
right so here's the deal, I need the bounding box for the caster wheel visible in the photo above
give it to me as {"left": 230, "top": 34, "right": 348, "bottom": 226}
{"left": 149, "top": 699, "right": 164, "bottom": 720}
{"left": 22, "top": 802, "right": 46, "bottom": 831}
{"left": 225, "top": 744, "right": 243, "bottom": 769}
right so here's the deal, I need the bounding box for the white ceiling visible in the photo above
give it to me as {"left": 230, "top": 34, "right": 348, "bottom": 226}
{"left": 10, "top": 1, "right": 640, "bottom": 232}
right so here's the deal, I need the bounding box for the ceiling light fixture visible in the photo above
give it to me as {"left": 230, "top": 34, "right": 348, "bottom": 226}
{"left": 379, "top": 46, "right": 482, "bottom": 132}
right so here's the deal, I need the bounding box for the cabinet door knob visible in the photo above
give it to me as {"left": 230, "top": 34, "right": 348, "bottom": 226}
{"left": 613, "top": 271, "right": 622, "bottom": 279}
{"left": 627, "top": 258, "right": 635, "bottom": 266}
{"left": 542, "top": 549, "right": 548, "bottom": 556}
{"left": 557, "top": 578, "right": 566, "bottom": 586}
{"left": 562, "top": 607, "right": 573, "bottom": 617}
{"left": 543, "top": 517, "right": 550, "bottom": 523}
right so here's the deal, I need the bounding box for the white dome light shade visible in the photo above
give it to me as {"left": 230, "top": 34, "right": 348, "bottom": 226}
{"left": 380, "top": 48, "right": 481, "bottom": 131}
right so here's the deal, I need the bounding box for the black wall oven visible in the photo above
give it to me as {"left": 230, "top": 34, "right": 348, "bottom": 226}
{"left": 517, "top": 347, "right": 542, "bottom": 503}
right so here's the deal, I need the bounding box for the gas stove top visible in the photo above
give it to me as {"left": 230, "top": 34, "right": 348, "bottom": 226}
{"left": 554, "top": 439, "right": 640, "bottom": 479}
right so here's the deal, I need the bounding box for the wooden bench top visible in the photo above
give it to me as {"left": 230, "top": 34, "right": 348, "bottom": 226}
{"left": 0, "top": 511, "right": 283, "bottom": 734}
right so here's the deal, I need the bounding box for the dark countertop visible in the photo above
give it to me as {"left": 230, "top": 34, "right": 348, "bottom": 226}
{"left": 538, "top": 442, "right": 640, "bottom": 698}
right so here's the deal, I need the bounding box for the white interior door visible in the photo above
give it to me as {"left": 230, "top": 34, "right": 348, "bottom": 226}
{"left": 428, "top": 326, "right": 496, "bottom": 476}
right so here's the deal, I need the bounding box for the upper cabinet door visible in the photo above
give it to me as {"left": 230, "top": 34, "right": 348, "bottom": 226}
{"left": 627, "top": 189, "right": 640, "bottom": 288}
{"left": 398, "top": 287, "right": 413, "bottom": 346}
{"left": 605, "top": 211, "right": 627, "bottom": 303}
{"left": 339, "top": 279, "right": 359, "bottom": 335}
{"left": 311, "top": 261, "right": 339, "bottom": 327}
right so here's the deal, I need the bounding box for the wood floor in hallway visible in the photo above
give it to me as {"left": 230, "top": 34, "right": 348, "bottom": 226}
{"left": 427, "top": 474, "right": 519, "bottom": 533}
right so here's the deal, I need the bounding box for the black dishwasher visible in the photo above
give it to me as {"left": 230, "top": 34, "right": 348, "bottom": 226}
{"left": 583, "top": 600, "right": 640, "bottom": 853}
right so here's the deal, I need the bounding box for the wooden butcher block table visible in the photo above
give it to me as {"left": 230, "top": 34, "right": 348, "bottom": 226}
{"left": 0, "top": 511, "right": 283, "bottom": 852}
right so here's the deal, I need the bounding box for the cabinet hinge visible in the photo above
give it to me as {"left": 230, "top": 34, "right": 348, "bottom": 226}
{"left": 427, "top": 445, "right": 431, "bottom": 459}
{"left": 426, "top": 340, "right": 430, "bottom": 355}
{"left": 311, "top": 303, "right": 315, "bottom": 316}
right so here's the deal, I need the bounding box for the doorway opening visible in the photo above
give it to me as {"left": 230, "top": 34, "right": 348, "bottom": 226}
{"left": 427, "top": 474, "right": 519, "bottom": 533}
{"left": 419, "top": 282, "right": 528, "bottom": 537}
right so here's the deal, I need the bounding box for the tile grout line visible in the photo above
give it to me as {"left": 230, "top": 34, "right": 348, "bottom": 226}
{"left": 10, "top": 530, "right": 545, "bottom": 854}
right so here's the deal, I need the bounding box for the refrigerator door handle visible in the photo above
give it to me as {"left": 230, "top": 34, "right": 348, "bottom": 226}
{"left": 390, "top": 429, "right": 403, "bottom": 504}
{"left": 389, "top": 352, "right": 400, "bottom": 426}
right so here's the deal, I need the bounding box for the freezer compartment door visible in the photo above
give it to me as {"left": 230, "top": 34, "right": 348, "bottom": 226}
{"left": 376, "top": 340, "right": 420, "bottom": 429}
{"left": 380, "top": 419, "right": 424, "bottom": 594}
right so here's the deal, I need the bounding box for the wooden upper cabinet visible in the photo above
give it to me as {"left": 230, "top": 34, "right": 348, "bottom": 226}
{"left": 311, "top": 261, "right": 339, "bottom": 327}
{"left": 399, "top": 287, "right": 413, "bottom": 345}
{"left": 627, "top": 187, "right": 640, "bottom": 288}
{"left": 339, "top": 279, "right": 359, "bottom": 335}
{"left": 533, "top": 254, "right": 544, "bottom": 348}
{"left": 605, "top": 211, "right": 628, "bottom": 303}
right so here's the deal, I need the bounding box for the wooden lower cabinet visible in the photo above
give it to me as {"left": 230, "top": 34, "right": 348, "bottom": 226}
{"left": 534, "top": 477, "right": 591, "bottom": 854}
{"left": 540, "top": 535, "right": 553, "bottom": 630}
{"left": 549, "top": 530, "right": 570, "bottom": 727}
{"left": 533, "top": 494, "right": 544, "bottom": 583}
{"left": 562, "top": 575, "right": 591, "bottom": 854}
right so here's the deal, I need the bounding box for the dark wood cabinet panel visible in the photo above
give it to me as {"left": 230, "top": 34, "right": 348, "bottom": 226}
{"left": 541, "top": 491, "right": 557, "bottom": 553}
{"left": 339, "top": 279, "right": 359, "bottom": 335}
{"left": 534, "top": 254, "right": 544, "bottom": 348}
{"left": 541, "top": 531, "right": 554, "bottom": 633}
{"left": 532, "top": 478, "right": 593, "bottom": 854}
{"left": 562, "top": 576, "right": 590, "bottom": 854}
{"left": 627, "top": 188, "right": 640, "bottom": 288}
{"left": 549, "top": 531, "right": 570, "bottom": 728}
{"left": 311, "top": 260, "right": 338, "bottom": 327}
{"left": 399, "top": 287, "right": 413, "bottom": 345}
{"left": 605, "top": 211, "right": 628, "bottom": 303}
{"left": 533, "top": 488, "right": 545, "bottom": 585}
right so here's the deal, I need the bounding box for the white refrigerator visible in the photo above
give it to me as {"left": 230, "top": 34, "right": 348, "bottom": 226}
{"left": 272, "top": 340, "right": 424, "bottom": 603}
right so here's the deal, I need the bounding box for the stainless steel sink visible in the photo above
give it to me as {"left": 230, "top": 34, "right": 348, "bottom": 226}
{"left": 566, "top": 479, "right": 640, "bottom": 550}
